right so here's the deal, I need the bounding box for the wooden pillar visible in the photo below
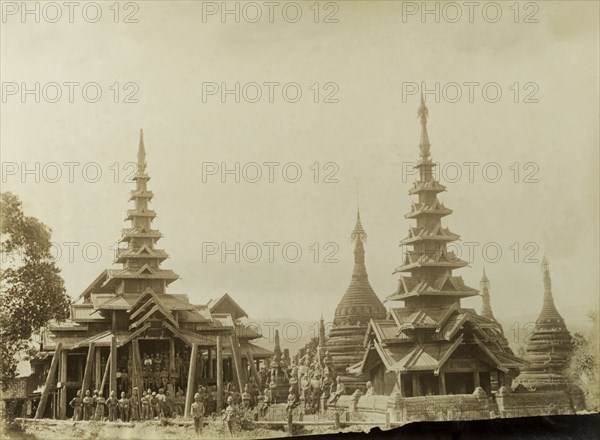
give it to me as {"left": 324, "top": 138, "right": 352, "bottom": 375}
{"left": 100, "top": 353, "right": 111, "bottom": 395}
{"left": 216, "top": 336, "right": 223, "bottom": 412}
{"left": 287, "top": 412, "right": 293, "bottom": 436}
{"left": 246, "top": 351, "right": 261, "bottom": 385}
{"left": 473, "top": 371, "right": 481, "bottom": 389}
{"left": 80, "top": 343, "right": 95, "bottom": 396}
{"left": 207, "top": 347, "right": 213, "bottom": 379}
{"left": 132, "top": 339, "right": 143, "bottom": 393}
{"left": 184, "top": 343, "right": 198, "bottom": 418}
{"left": 35, "top": 342, "right": 62, "bottom": 419}
{"left": 59, "top": 350, "right": 67, "bottom": 419}
{"left": 439, "top": 372, "right": 447, "bottom": 395}
{"left": 229, "top": 335, "right": 245, "bottom": 392}
{"left": 396, "top": 373, "right": 403, "bottom": 397}
{"left": 412, "top": 374, "right": 420, "bottom": 397}
{"left": 110, "top": 335, "right": 117, "bottom": 396}
{"left": 94, "top": 347, "right": 101, "bottom": 391}
{"left": 169, "top": 338, "right": 175, "bottom": 372}
{"left": 490, "top": 370, "right": 499, "bottom": 392}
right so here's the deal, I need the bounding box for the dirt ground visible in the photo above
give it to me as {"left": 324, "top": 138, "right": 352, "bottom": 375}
{"left": 4, "top": 418, "right": 372, "bottom": 440}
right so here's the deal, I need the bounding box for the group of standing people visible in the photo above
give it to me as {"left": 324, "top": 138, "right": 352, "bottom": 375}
{"left": 141, "top": 351, "right": 189, "bottom": 391}
{"left": 68, "top": 386, "right": 189, "bottom": 422}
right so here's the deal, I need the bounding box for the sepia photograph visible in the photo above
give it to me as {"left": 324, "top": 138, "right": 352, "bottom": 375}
{"left": 0, "top": 1, "right": 598, "bottom": 439}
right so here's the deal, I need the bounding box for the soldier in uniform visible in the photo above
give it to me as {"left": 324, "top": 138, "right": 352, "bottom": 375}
{"left": 106, "top": 390, "right": 118, "bottom": 422}
{"left": 154, "top": 354, "right": 162, "bottom": 388}
{"left": 190, "top": 392, "right": 204, "bottom": 435}
{"left": 174, "top": 390, "right": 185, "bottom": 417}
{"left": 141, "top": 390, "right": 150, "bottom": 421}
{"left": 118, "top": 391, "right": 130, "bottom": 422}
{"left": 69, "top": 390, "right": 82, "bottom": 421}
{"left": 174, "top": 352, "right": 183, "bottom": 386}
{"left": 151, "top": 391, "right": 160, "bottom": 419}
{"left": 160, "top": 366, "right": 169, "bottom": 388}
{"left": 82, "top": 389, "right": 93, "bottom": 421}
{"left": 223, "top": 396, "right": 235, "bottom": 435}
{"left": 143, "top": 354, "right": 152, "bottom": 390}
{"left": 130, "top": 387, "right": 140, "bottom": 421}
{"left": 168, "top": 368, "right": 178, "bottom": 395}
{"left": 94, "top": 392, "right": 106, "bottom": 421}
{"left": 241, "top": 384, "right": 251, "bottom": 408}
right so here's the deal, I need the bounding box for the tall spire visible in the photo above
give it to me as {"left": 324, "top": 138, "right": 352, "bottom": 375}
{"left": 351, "top": 209, "right": 368, "bottom": 282}
{"left": 387, "top": 98, "right": 477, "bottom": 307}
{"left": 513, "top": 256, "right": 573, "bottom": 391}
{"left": 480, "top": 268, "right": 495, "bottom": 321}
{"left": 274, "top": 329, "right": 281, "bottom": 355}
{"left": 137, "top": 129, "right": 147, "bottom": 175}
{"left": 332, "top": 211, "right": 386, "bottom": 326}
{"left": 538, "top": 256, "right": 563, "bottom": 323}
{"left": 318, "top": 314, "right": 326, "bottom": 347}
{"left": 351, "top": 209, "right": 367, "bottom": 243}
{"left": 418, "top": 93, "right": 431, "bottom": 160}
{"left": 114, "top": 131, "right": 178, "bottom": 292}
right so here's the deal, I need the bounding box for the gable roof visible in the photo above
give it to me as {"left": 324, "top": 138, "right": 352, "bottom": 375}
{"left": 208, "top": 293, "right": 248, "bottom": 320}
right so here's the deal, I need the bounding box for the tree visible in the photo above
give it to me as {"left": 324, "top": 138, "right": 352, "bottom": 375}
{"left": 568, "top": 311, "right": 599, "bottom": 411}
{"left": 0, "top": 192, "right": 71, "bottom": 388}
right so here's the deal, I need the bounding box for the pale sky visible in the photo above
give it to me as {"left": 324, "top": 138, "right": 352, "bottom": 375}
{"left": 1, "top": 1, "right": 598, "bottom": 331}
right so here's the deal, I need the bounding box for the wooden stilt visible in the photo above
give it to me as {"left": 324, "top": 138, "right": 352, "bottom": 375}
{"left": 59, "top": 350, "right": 67, "bottom": 419}
{"left": 80, "top": 342, "right": 96, "bottom": 397}
{"left": 229, "top": 334, "right": 245, "bottom": 392}
{"left": 439, "top": 372, "right": 447, "bottom": 395}
{"left": 169, "top": 338, "right": 175, "bottom": 373}
{"left": 216, "top": 336, "right": 223, "bottom": 412}
{"left": 34, "top": 342, "right": 62, "bottom": 419}
{"left": 100, "top": 353, "right": 111, "bottom": 395}
{"left": 94, "top": 347, "right": 101, "bottom": 391}
{"left": 412, "top": 374, "right": 420, "bottom": 397}
{"left": 132, "top": 339, "right": 144, "bottom": 392}
{"left": 246, "top": 351, "right": 261, "bottom": 385}
{"left": 110, "top": 335, "right": 117, "bottom": 395}
{"left": 184, "top": 343, "right": 198, "bottom": 418}
{"left": 207, "top": 347, "right": 213, "bottom": 379}
{"left": 473, "top": 371, "right": 481, "bottom": 389}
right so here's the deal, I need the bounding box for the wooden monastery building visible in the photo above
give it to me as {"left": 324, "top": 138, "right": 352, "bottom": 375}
{"left": 32, "top": 131, "right": 271, "bottom": 420}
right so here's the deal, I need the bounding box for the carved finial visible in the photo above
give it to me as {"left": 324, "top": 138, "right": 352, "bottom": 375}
{"left": 351, "top": 209, "right": 367, "bottom": 243}
{"left": 480, "top": 268, "right": 495, "bottom": 321}
{"left": 541, "top": 255, "right": 549, "bottom": 272}
{"left": 417, "top": 93, "right": 431, "bottom": 159}
{"left": 137, "top": 129, "right": 147, "bottom": 174}
{"left": 481, "top": 267, "right": 490, "bottom": 285}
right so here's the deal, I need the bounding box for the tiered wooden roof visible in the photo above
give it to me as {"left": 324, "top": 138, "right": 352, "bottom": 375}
{"left": 44, "top": 131, "right": 271, "bottom": 360}
{"left": 354, "top": 99, "right": 526, "bottom": 385}
{"left": 385, "top": 96, "right": 478, "bottom": 306}
{"left": 351, "top": 305, "right": 524, "bottom": 375}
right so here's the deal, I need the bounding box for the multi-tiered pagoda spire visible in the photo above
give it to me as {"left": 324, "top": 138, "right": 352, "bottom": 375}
{"left": 387, "top": 95, "right": 478, "bottom": 308}
{"left": 115, "top": 130, "right": 179, "bottom": 293}
{"left": 514, "top": 257, "right": 573, "bottom": 390}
